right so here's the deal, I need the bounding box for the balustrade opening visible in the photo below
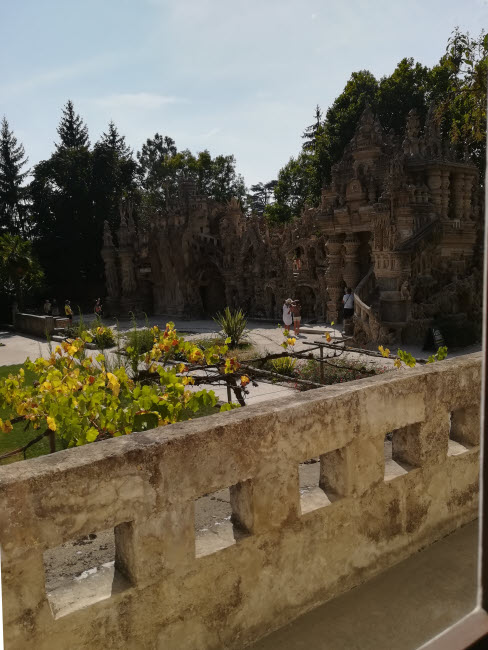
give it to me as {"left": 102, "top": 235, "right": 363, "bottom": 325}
{"left": 42, "top": 524, "right": 132, "bottom": 619}
{"left": 384, "top": 425, "right": 420, "bottom": 481}
{"left": 194, "top": 482, "right": 251, "bottom": 558}
{"left": 299, "top": 455, "right": 342, "bottom": 515}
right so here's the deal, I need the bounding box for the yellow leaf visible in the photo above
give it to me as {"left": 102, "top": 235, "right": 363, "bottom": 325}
{"left": 0, "top": 419, "right": 13, "bottom": 433}
{"left": 106, "top": 372, "right": 120, "bottom": 397}
{"left": 394, "top": 359, "right": 402, "bottom": 368}
{"left": 331, "top": 321, "right": 335, "bottom": 326}
{"left": 325, "top": 332, "right": 331, "bottom": 343}
{"left": 47, "top": 416, "right": 57, "bottom": 431}
{"left": 241, "top": 375, "right": 250, "bottom": 387}
{"left": 378, "top": 345, "right": 390, "bottom": 358}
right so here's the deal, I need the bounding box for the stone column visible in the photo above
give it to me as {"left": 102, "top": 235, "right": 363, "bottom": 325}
{"left": 342, "top": 235, "right": 361, "bottom": 290}
{"left": 325, "top": 234, "right": 344, "bottom": 322}
{"left": 101, "top": 246, "right": 119, "bottom": 299}
{"left": 427, "top": 167, "right": 442, "bottom": 213}
{"left": 119, "top": 248, "right": 137, "bottom": 297}
{"left": 463, "top": 174, "right": 474, "bottom": 220}
{"left": 452, "top": 172, "right": 465, "bottom": 220}
{"left": 440, "top": 170, "right": 450, "bottom": 219}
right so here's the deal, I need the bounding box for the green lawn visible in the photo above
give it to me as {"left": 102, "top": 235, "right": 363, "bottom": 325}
{"left": 0, "top": 363, "right": 64, "bottom": 466}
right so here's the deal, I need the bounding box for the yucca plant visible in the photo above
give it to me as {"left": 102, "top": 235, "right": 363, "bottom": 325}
{"left": 269, "top": 356, "right": 297, "bottom": 377}
{"left": 214, "top": 307, "right": 248, "bottom": 348}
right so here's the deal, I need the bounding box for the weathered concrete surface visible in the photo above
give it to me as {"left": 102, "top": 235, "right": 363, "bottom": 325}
{"left": 0, "top": 353, "right": 481, "bottom": 650}
{"left": 13, "top": 313, "right": 68, "bottom": 338}
{"left": 251, "top": 520, "right": 478, "bottom": 650}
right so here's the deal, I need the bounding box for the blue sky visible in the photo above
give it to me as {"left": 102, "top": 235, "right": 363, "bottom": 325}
{"left": 1, "top": 0, "right": 486, "bottom": 187}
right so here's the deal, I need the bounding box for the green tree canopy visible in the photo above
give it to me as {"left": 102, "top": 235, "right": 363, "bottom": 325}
{"left": 266, "top": 29, "right": 487, "bottom": 223}
{"left": 56, "top": 100, "right": 90, "bottom": 149}
{"left": 0, "top": 233, "right": 43, "bottom": 310}
{"left": 0, "top": 118, "right": 30, "bottom": 236}
{"left": 137, "top": 135, "right": 246, "bottom": 213}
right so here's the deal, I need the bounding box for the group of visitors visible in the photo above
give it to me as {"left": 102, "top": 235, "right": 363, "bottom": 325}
{"left": 42, "top": 298, "right": 102, "bottom": 323}
{"left": 282, "top": 298, "right": 302, "bottom": 336}
{"left": 43, "top": 299, "right": 74, "bottom": 322}
{"left": 43, "top": 298, "right": 60, "bottom": 317}
{"left": 282, "top": 287, "right": 355, "bottom": 335}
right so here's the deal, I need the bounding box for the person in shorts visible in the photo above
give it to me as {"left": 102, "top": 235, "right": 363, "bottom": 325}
{"left": 291, "top": 300, "right": 302, "bottom": 336}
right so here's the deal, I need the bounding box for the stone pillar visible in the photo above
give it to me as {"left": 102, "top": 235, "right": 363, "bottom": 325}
{"left": 325, "top": 234, "right": 344, "bottom": 322}
{"left": 452, "top": 172, "right": 465, "bottom": 220}
{"left": 342, "top": 235, "right": 361, "bottom": 291}
{"left": 427, "top": 167, "right": 442, "bottom": 213}
{"left": 101, "top": 246, "right": 119, "bottom": 299}
{"left": 119, "top": 248, "right": 137, "bottom": 297}
{"left": 440, "top": 170, "right": 450, "bottom": 219}
{"left": 463, "top": 174, "right": 474, "bottom": 220}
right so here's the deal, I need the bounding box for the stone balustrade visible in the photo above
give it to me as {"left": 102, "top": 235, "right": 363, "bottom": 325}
{"left": 0, "top": 354, "right": 481, "bottom": 650}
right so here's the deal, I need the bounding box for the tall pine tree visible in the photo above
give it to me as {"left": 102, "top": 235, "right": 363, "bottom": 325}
{"left": 56, "top": 100, "right": 89, "bottom": 149}
{"left": 92, "top": 121, "right": 138, "bottom": 231}
{"left": 31, "top": 101, "right": 94, "bottom": 298}
{"left": 0, "top": 117, "right": 30, "bottom": 236}
{"left": 301, "top": 105, "right": 323, "bottom": 153}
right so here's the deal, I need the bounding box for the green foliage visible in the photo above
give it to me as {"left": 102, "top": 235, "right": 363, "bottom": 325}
{"left": 427, "top": 346, "right": 448, "bottom": 363}
{"left": 90, "top": 320, "right": 116, "bottom": 349}
{"left": 268, "top": 356, "right": 297, "bottom": 377}
{"left": 137, "top": 135, "right": 246, "bottom": 215}
{"left": 376, "top": 58, "right": 430, "bottom": 133}
{"left": 430, "top": 29, "right": 487, "bottom": 177}
{"left": 214, "top": 307, "right": 248, "bottom": 348}
{"left": 269, "top": 29, "right": 487, "bottom": 221}
{"left": 30, "top": 102, "right": 139, "bottom": 298}
{"left": 219, "top": 402, "right": 240, "bottom": 412}
{"left": 0, "top": 117, "right": 30, "bottom": 236}
{"left": 0, "top": 323, "right": 241, "bottom": 457}
{"left": 380, "top": 345, "right": 449, "bottom": 368}
{"left": 92, "top": 122, "right": 138, "bottom": 233}
{"left": 298, "top": 358, "right": 380, "bottom": 385}
{"left": 125, "top": 325, "right": 156, "bottom": 354}
{"left": 56, "top": 100, "right": 89, "bottom": 149}
{"left": 0, "top": 364, "right": 64, "bottom": 464}
{"left": 397, "top": 349, "right": 417, "bottom": 368}
{"left": 0, "top": 233, "right": 43, "bottom": 310}
{"left": 248, "top": 180, "right": 277, "bottom": 216}
{"left": 124, "top": 314, "right": 156, "bottom": 377}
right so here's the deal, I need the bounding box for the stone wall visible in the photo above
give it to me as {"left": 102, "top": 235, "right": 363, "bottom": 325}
{"left": 0, "top": 354, "right": 481, "bottom": 650}
{"left": 13, "top": 313, "right": 69, "bottom": 338}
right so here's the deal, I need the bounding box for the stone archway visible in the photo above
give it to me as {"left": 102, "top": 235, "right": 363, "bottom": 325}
{"left": 265, "top": 286, "right": 276, "bottom": 319}
{"left": 198, "top": 264, "right": 226, "bottom": 317}
{"left": 295, "top": 285, "right": 318, "bottom": 320}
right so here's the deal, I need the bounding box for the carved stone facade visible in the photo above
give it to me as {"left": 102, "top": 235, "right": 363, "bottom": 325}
{"left": 102, "top": 105, "right": 482, "bottom": 344}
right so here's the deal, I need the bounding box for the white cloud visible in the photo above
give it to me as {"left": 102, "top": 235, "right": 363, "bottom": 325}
{"left": 94, "top": 92, "right": 185, "bottom": 110}
{"left": 199, "top": 127, "right": 221, "bottom": 139}
{"left": 0, "top": 54, "right": 121, "bottom": 98}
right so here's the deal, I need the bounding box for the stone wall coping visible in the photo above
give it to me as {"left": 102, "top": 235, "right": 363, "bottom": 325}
{"left": 0, "top": 352, "right": 481, "bottom": 490}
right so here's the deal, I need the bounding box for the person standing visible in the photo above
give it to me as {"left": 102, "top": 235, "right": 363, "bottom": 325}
{"left": 291, "top": 300, "right": 302, "bottom": 336}
{"left": 94, "top": 298, "right": 103, "bottom": 318}
{"left": 282, "top": 298, "right": 293, "bottom": 330}
{"left": 65, "top": 300, "right": 73, "bottom": 324}
{"left": 43, "top": 299, "right": 52, "bottom": 316}
{"left": 343, "top": 288, "right": 354, "bottom": 320}
{"left": 52, "top": 299, "right": 60, "bottom": 317}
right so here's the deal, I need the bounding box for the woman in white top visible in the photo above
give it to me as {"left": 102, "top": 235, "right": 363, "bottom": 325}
{"left": 282, "top": 298, "right": 293, "bottom": 328}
